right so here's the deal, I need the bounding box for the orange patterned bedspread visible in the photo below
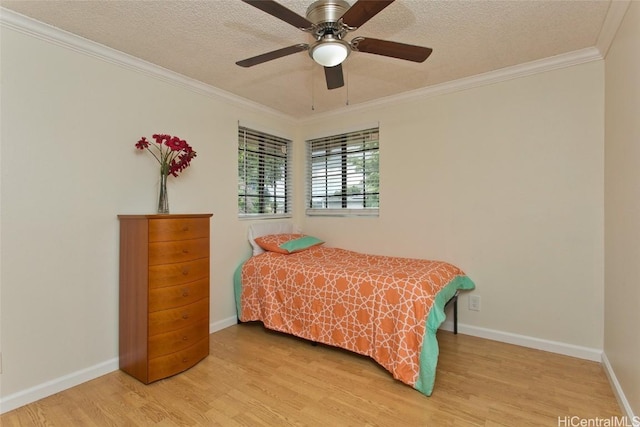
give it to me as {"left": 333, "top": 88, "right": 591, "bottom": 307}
{"left": 238, "top": 246, "right": 471, "bottom": 392}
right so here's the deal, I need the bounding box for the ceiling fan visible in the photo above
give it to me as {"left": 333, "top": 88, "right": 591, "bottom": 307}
{"left": 236, "top": 0, "right": 433, "bottom": 90}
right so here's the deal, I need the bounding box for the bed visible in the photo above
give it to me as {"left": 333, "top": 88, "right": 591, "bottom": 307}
{"left": 233, "top": 221, "right": 475, "bottom": 396}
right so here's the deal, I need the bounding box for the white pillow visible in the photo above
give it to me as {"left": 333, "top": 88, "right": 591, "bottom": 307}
{"left": 247, "top": 221, "right": 298, "bottom": 256}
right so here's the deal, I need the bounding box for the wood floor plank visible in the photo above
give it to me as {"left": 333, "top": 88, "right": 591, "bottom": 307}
{"left": 1, "top": 322, "right": 622, "bottom": 426}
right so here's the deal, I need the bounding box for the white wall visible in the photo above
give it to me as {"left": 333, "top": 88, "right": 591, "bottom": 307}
{"left": 300, "top": 62, "right": 605, "bottom": 351}
{"left": 604, "top": 1, "right": 640, "bottom": 417}
{"left": 0, "top": 24, "right": 293, "bottom": 406}
{"left": 0, "top": 8, "right": 618, "bottom": 414}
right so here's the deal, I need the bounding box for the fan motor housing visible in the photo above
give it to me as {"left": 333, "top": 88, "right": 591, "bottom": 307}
{"left": 306, "top": 0, "right": 350, "bottom": 25}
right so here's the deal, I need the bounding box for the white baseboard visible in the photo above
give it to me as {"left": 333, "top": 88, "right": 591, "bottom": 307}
{"left": 439, "top": 320, "right": 602, "bottom": 361}
{"left": 210, "top": 316, "right": 238, "bottom": 333}
{"left": 0, "top": 357, "right": 118, "bottom": 414}
{"left": 0, "top": 319, "right": 610, "bottom": 415}
{"left": 602, "top": 353, "right": 639, "bottom": 426}
{"left": 439, "top": 321, "right": 636, "bottom": 422}
{"left": 1, "top": 317, "right": 240, "bottom": 414}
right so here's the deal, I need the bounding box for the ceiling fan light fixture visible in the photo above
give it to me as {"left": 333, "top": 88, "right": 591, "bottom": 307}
{"left": 310, "top": 37, "right": 350, "bottom": 67}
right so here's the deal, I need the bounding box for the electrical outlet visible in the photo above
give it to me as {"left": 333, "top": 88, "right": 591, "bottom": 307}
{"left": 469, "top": 295, "right": 481, "bottom": 311}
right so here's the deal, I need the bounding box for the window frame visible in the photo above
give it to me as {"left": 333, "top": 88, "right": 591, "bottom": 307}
{"left": 306, "top": 127, "right": 380, "bottom": 217}
{"left": 237, "top": 125, "right": 292, "bottom": 219}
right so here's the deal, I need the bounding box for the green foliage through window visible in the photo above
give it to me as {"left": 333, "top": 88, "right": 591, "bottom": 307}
{"left": 306, "top": 127, "right": 379, "bottom": 216}
{"left": 238, "top": 126, "right": 292, "bottom": 218}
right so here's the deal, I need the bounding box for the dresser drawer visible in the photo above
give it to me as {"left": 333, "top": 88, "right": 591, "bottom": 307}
{"left": 149, "top": 278, "right": 209, "bottom": 312}
{"left": 148, "top": 318, "right": 209, "bottom": 359}
{"left": 148, "top": 238, "right": 208, "bottom": 266}
{"left": 148, "top": 336, "right": 209, "bottom": 383}
{"left": 149, "top": 298, "right": 209, "bottom": 336}
{"left": 119, "top": 214, "right": 212, "bottom": 385}
{"left": 149, "top": 218, "right": 209, "bottom": 242}
{"left": 149, "top": 258, "right": 209, "bottom": 288}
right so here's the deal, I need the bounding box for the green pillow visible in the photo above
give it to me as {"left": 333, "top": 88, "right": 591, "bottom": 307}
{"left": 279, "top": 235, "right": 324, "bottom": 253}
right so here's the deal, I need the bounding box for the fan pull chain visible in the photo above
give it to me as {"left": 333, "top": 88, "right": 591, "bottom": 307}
{"left": 345, "top": 67, "right": 349, "bottom": 106}
{"left": 311, "top": 64, "right": 315, "bottom": 111}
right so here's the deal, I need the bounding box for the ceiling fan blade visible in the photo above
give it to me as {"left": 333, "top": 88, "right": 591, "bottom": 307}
{"left": 324, "top": 64, "right": 344, "bottom": 90}
{"left": 352, "top": 37, "right": 432, "bottom": 63}
{"left": 241, "top": 0, "right": 313, "bottom": 29}
{"left": 340, "top": 0, "right": 395, "bottom": 28}
{"left": 236, "top": 44, "right": 309, "bottom": 67}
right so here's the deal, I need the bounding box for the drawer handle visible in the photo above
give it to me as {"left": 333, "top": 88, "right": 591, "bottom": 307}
{"left": 182, "top": 226, "right": 189, "bottom": 232}
{"left": 182, "top": 335, "right": 188, "bottom": 341}
{"left": 182, "top": 357, "right": 189, "bottom": 363}
{"left": 182, "top": 249, "right": 189, "bottom": 254}
{"left": 182, "top": 312, "right": 189, "bottom": 319}
{"left": 182, "top": 289, "right": 190, "bottom": 297}
{"left": 182, "top": 267, "right": 190, "bottom": 276}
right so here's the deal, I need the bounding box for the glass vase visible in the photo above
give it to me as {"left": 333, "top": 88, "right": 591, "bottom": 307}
{"left": 158, "top": 171, "right": 169, "bottom": 214}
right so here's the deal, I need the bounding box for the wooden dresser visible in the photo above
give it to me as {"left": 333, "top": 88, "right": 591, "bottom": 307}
{"left": 118, "top": 213, "right": 213, "bottom": 383}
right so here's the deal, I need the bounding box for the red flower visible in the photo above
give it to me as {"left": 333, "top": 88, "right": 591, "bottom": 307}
{"left": 134, "top": 133, "right": 196, "bottom": 177}
{"left": 135, "top": 137, "right": 150, "bottom": 150}
{"left": 152, "top": 134, "right": 169, "bottom": 144}
{"left": 169, "top": 151, "right": 197, "bottom": 177}
{"left": 166, "top": 136, "right": 187, "bottom": 151}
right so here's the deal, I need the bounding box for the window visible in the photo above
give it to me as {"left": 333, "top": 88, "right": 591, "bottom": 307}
{"left": 306, "top": 127, "right": 379, "bottom": 216}
{"left": 238, "top": 126, "right": 292, "bottom": 218}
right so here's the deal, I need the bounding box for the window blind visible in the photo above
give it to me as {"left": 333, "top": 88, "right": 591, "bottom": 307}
{"left": 238, "top": 126, "right": 292, "bottom": 218}
{"left": 306, "top": 127, "right": 379, "bottom": 216}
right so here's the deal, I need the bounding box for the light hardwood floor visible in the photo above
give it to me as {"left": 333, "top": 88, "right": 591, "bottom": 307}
{"left": 2, "top": 323, "right": 622, "bottom": 426}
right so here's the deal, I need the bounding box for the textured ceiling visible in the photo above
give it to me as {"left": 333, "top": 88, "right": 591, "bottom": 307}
{"left": 1, "top": 0, "right": 614, "bottom": 118}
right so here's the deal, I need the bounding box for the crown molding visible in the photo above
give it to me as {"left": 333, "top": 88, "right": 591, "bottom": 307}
{"left": 0, "top": 7, "right": 295, "bottom": 125}
{"left": 596, "top": 0, "right": 631, "bottom": 58}
{"left": 300, "top": 46, "right": 604, "bottom": 124}
{"left": 301, "top": 0, "right": 632, "bottom": 124}
{"left": 0, "top": 5, "right": 614, "bottom": 125}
